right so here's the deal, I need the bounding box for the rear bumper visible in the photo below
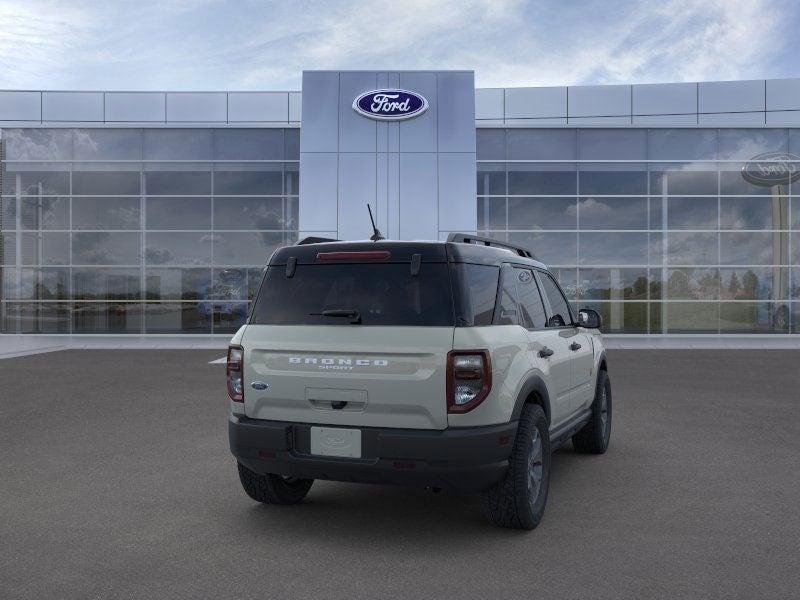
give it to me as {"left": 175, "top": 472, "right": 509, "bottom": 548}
{"left": 229, "top": 414, "right": 517, "bottom": 493}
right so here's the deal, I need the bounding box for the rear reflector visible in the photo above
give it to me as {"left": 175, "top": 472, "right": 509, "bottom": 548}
{"left": 316, "top": 251, "right": 391, "bottom": 262}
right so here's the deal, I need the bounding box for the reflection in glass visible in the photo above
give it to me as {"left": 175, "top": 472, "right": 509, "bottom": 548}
{"left": 668, "top": 197, "right": 718, "bottom": 230}
{"left": 213, "top": 170, "right": 282, "bottom": 195}
{"left": 213, "top": 232, "right": 284, "bottom": 266}
{"left": 720, "top": 197, "right": 787, "bottom": 230}
{"left": 649, "top": 170, "right": 717, "bottom": 195}
{"left": 579, "top": 233, "right": 648, "bottom": 265}
{"left": 20, "top": 197, "right": 70, "bottom": 230}
{"left": 477, "top": 197, "right": 506, "bottom": 230}
{"left": 20, "top": 268, "right": 69, "bottom": 300}
{"left": 145, "top": 232, "right": 212, "bottom": 266}
{"left": 72, "top": 197, "right": 140, "bottom": 230}
{"left": 578, "top": 129, "right": 647, "bottom": 160}
{"left": 665, "top": 302, "right": 719, "bottom": 333}
{"left": 212, "top": 268, "right": 264, "bottom": 301}
{"left": 211, "top": 302, "right": 249, "bottom": 334}
{"left": 508, "top": 197, "right": 576, "bottom": 230}
{"left": 507, "top": 129, "right": 575, "bottom": 160}
{"left": 720, "top": 232, "right": 780, "bottom": 265}
{"left": 577, "top": 268, "right": 649, "bottom": 300}
{"left": 3, "top": 129, "right": 73, "bottom": 161}
{"left": 214, "top": 129, "right": 284, "bottom": 160}
{"left": 579, "top": 171, "right": 647, "bottom": 195}
{"left": 720, "top": 302, "right": 788, "bottom": 333}
{"left": 144, "top": 171, "right": 211, "bottom": 195}
{"left": 213, "top": 197, "right": 284, "bottom": 230}
{"left": 143, "top": 129, "right": 213, "bottom": 160}
{"left": 20, "top": 232, "right": 70, "bottom": 265}
{"left": 144, "top": 303, "right": 211, "bottom": 334}
{"left": 4, "top": 171, "right": 70, "bottom": 196}
{"left": 477, "top": 165, "right": 506, "bottom": 195}
{"left": 507, "top": 232, "right": 577, "bottom": 266}
{"left": 720, "top": 170, "right": 776, "bottom": 195}
{"left": 73, "top": 129, "right": 142, "bottom": 160}
{"left": 580, "top": 301, "right": 647, "bottom": 334}
{"left": 72, "top": 303, "right": 142, "bottom": 334}
{"left": 477, "top": 129, "right": 506, "bottom": 160}
{"left": 72, "top": 171, "right": 140, "bottom": 195}
{"left": 145, "top": 268, "right": 212, "bottom": 301}
{"left": 145, "top": 197, "right": 211, "bottom": 230}
{"left": 508, "top": 169, "right": 576, "bottom": 195}
{"left": 667, "top": 233, "right": 718, "bottom": 265}
{"left": 719, "top": 267, "right": 787, "bottom": 301}
{"left": 72, "top": 232, "right": 140, "bottom": 265}
{"left": 1, "top": 302, "right": 70, "bottom": 333}
{"left": 72, "top": 268, "right": 141, "bottom": 300}
{"left": 718, "top": 128, "right": 788, "bottom": 160}
{"left": 647, "top": 129, "right": 717, "bottom": 161}
{"left": 666, "top": 268, "right": 720, "bottom": 300}
{"left": 578, "top": 197, "right": 647, "bottom": 230}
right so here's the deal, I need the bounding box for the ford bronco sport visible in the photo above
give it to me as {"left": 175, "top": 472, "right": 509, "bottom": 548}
{"left": 228, "top": 233, "right": 611, "bottom": 530}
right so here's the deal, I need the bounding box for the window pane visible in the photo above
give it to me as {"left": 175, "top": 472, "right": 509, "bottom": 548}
{"left": 144, "top": 171, "right": 211, "bottom": 195}
{"left": 285, "top": 129, "right": 300, "bottom": 159}
{"left": 579, "top": 233, "right": 649, "bottom": 265}
{"left": 4, "top": 170, "right": 70, "bottom": 196}
{"left": 3, "top": 129, "right": 73, "bottom": 160}
{"left": 212, "top": 303, "right": 249, "bottom": 334}
{"left": 508, "top": 197, "right": 576, "bottom": 230}
{"left": 213, "top": 232, "right": 284, "bottom": 265}
{"left": 213, "top": 197, "right": 284, "bottom": 230}
{"left": 145, "top": 232, "right": 212, "bottom": 265}
{"left": 477, "top": 197, "right": 506, "bottom": 230}
{"left": 214, "top": 129, "right": 284, "bottom": 160}
{"left": 73, "top": 129, "right": 142, "bottom": 160}
{"left": 667, "top": 233, "right": 718, "bottom": 265}
{"left": 720, "top": 302, "right": 788, "bottom": 333}
{"left": 720, "top": 197, "right": 786, "bottom": 230}
{"left": 666, "top": 268, "right": 720, "bottom": 300}
{"left": 144, "top": 302, "right": 212, "bottom": 334}
{"left": 577, "top": 268, "right": 649, "bottom": 300}
{"left": 8, "top": 268, "right": 69, "bottom": 300}
{"left": 665, "top": 302, "right": 719, "bottom": 333}
{"left": 667, "top": 197, "right": 718, "bottom": 230}
{"left": 477, "top": 129, "right": 506, "bottom": 160}
{"left": 578, "top": 197, "right": 647, "bottom": 230}
{"left": 72, "top": 303, "right": 142, "bottom": 333}
{"left": 211, "top": 267, "right": 263, "bottom": 301}
{"left": 579, "top": 171, "right": 647, "bottom": 195}
{"left": 507, "top": 232, "right": 577, "bottom": 265}
{"left": 792, "top": 268, "right": 800, "bottom": 299}
{"left": 648, "top": 129, "right": 717, "bottom": 161}
{"left": 284, "top": 163, "right": 298, "bottom": 196}
{"left": 579, "top": 129, "right": 647, "bottom": 160}
{"left": 19, "top": 197, "right": 70, "bottom": 230}
{"left": 720, "top": 232, "right": 781, "bottom": 265}
{"left": 1, "top": 302, "right": 70, "bottom": 333}
{"left": 718, "top": 129, "right": 788, "bottom": 160}
{"left": 514, "top": 268, "right": 547, "bottom": 328}
{"left": 720, "top": 169, "right": 775, "bottom": 195}
{"left": 72, "top": 197, "right": 140, "bottom": 230}
{"left": 72, "top": 268, "right": 141, "bottom": 300}
{"left": 508, "top": 169, "right": 576, "bottom": 195}
{"left": 538, "top": 272, "right": 572, "bottom": 326}
{"left": 649, "top": 170, "right": 717, "bottom": 195}
{"left": 719, "top": 267, "right": 788, "bottom": 301}
{"left": 72, "top": 171, "right": 140, "bottom": 195}
{"left": 507, "top": 129, "right": 575, "bottom": 160}
{"left": 20, "top": 232, "right": 70, "bottom": 265}
{"left": 145, "top": 197, "right": 211, "bottom": 230}
{"left": 146, "top": 268, "right": 212, "bottom": 301}
{"left": 213, "top": 170, "right": 282, "bottom": 195}
{"left": 72, "top": 232, "right": 140, "bottom": 265}
{"left": 477, "top": 164, "right": 506, "bottom": 195}
{"left": 143, "top": 129, "right": 213, "bottom": 160}
{"left": 579, "top": 301, "right": 647, "bottom": 334}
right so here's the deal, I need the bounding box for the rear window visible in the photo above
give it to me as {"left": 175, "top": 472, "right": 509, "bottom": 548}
{"left": 250, "top": 263, "right": 454, "bottom": 326}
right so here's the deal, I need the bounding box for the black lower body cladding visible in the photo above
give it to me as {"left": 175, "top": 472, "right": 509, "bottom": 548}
{"left": 229, "top": 415, "right": 517, "bottom": 494}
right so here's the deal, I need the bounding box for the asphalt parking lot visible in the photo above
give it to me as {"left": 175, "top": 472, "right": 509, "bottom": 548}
{"left": 2, "top": 349, "right": 799, "bottom": 599}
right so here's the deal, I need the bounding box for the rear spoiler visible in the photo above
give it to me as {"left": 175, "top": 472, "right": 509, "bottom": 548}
{"left": 296, "top": 236, "right": 339, "bottom": 245}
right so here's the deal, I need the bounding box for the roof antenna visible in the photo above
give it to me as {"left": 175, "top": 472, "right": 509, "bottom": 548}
{"left": 367, "top": 204, "right": 385, "bottom": 241}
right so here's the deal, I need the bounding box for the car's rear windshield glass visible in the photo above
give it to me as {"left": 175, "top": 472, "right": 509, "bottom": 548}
{"left": 250, "top": 263, "right": 455, "bottom": 326}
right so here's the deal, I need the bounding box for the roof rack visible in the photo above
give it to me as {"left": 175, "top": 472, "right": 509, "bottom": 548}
{"left": 446, "top": 233, "right": 537, "bottom": 260}
{"left": 296, "top": 236, "right": 339, "bottom": 245}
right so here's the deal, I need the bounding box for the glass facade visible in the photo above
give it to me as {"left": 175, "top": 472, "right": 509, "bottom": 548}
{"left": 478, "top": 128, "right": 800, "bottom": 334}
{"left": 0, "top": 128, "right": 299, "bottom": 334}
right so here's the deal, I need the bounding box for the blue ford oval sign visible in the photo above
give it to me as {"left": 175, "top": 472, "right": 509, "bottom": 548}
{"left": 352, "top": 89, "right": 428, "bottom": 121}
{"left": 741, "top": 152, "right": 800, "bottom": 187}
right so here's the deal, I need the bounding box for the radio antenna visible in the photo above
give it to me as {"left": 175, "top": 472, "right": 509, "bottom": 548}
{"left": 367, "top": 204, "right": 385, "bottom": 241}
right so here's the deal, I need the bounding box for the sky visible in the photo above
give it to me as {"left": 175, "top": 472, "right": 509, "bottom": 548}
{"left": 0, "top": 0, "right": 798, "bottom": 91}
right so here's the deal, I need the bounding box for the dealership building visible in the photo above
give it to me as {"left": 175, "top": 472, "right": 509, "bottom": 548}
{"left": 1, "top": 71, "right": 799, "bottom": 340}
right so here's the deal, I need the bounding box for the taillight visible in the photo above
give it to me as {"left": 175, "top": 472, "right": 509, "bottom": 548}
{"left": 447, "top": 350, "right": 492, "bottom": 413}
{"left": 227, "top": 345, "right": 244, "bottom": 402}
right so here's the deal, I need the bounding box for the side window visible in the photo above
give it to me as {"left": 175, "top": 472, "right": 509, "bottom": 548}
{"left": 494, "top": 264, "right": 519, "bottom": 325}
{"left": 538, "top": 272, "right": 573, "bottom": 327}
{"left": 514, "top": 268, "right": 547, "bottom": 329}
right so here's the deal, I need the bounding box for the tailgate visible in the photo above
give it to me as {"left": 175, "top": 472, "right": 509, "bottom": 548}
{"left": 242, "top": 325, "right": 453, "bottom": 430}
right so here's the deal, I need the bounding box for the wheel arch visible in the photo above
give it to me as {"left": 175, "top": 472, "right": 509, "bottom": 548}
{"left": 511, "top": 375, "right": 552, "bottom": 425}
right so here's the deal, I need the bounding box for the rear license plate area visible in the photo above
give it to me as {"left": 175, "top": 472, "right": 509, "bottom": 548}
{"left": 310, "top": 426, "right": 362, "bottom": 458}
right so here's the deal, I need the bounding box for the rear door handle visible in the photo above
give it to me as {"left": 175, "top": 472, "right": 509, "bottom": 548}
{"left": 569, "top": 342, "right": 582, "bottom": 351}
{"left": 538, "top": 347, "right": 554, "bottom": 358}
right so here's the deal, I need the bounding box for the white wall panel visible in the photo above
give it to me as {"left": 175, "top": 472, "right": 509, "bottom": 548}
{"left": 699, "top": 80, "right": 765, "bottom": 113}
{"left": 475, "top": 88, "right": 503, "bottom": 120}
{"left": 505, "top": 86, "right": 567, "bottom": 119}
{"left": 105, "top": 92, "right": 165, "bottom": 122}
{"left": 632, "top": 82, "right": 696, "bottom": 115}
{"left": 766, "top": 78, "right": 800, "bottom": 112}
{"left": 42, "top": 92, "right": 103, "bottom": 121}
{"left": 569, "top": 85, "right": 631, "bottom": 117}
{"left": 0, "top": 91, "right": 41, "bottom": 121}
{"left": 399, "top": 153, "right": 438, "bottom": 240}
{"left": 228, "top": 92, "right": 288, "bottom": 122}
{"left": 166, "top": 93, "right": 227, "bottom": 122}
{"left": 438, "top": 153, "right": 477, "bottom": 232}
{"left": 298, "top": 152, "right": 338, "bottom": 233}
{"left": 337, "top": 153, "right": 377, "bottom": 240}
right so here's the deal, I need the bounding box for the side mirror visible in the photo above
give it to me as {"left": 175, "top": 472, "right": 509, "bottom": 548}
{"left": 577, "top": 308, "right": 602, "bottom": 330}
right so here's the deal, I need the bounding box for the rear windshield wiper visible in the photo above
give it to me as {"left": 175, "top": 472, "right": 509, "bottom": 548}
{"left": 309, "top": 309, "right": 362, "bottom": 324}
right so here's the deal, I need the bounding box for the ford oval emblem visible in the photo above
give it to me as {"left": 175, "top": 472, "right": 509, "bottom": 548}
{"left": 250, "top": 381, "right": 269, "bottom": 390}
{"left": 352, "top": 89, "right": 428, "bottom": 121}
{"left": 741, "top": 152, "right": 800, "bottom": 187}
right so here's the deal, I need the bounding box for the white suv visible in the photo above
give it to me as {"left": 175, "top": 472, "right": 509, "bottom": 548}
{"left": 228, "top": 234, "right": 611, "bottom": 530}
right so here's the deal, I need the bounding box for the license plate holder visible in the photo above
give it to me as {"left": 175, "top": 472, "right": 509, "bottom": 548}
{"left": 310, "top": 426, "right": 362, "bottom": 458}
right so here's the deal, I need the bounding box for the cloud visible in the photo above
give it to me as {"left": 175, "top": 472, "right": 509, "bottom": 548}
{"left": 0, "top": 0, "right": 794, "bottom": 90}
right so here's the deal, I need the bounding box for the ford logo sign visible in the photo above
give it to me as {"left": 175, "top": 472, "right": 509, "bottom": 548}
{"left": 741, "top": 152, "right": 800, "bottom": 187}
{"left": 352, "top": 89, "right": 428, "bottom": 121}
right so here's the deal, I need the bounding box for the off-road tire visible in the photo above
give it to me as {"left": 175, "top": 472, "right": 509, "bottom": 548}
{"left": 237, "top": 462, "right": 314, "bottom": 505}
{"left": 483, "top": 404, "right": 550, "bottom": 530}
{"left": 572, "top": 370, "right": 612, "bottom": 454}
